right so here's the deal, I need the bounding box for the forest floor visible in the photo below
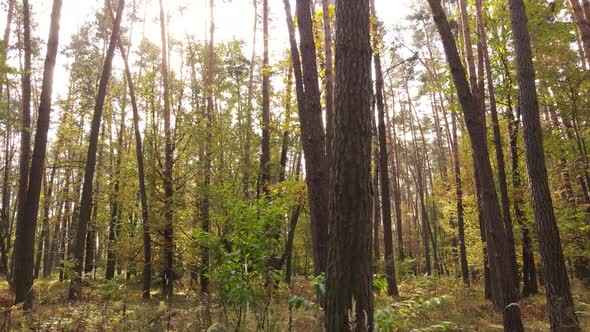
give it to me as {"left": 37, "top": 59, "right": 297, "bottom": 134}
{"left": 0, "top": 274, "right": 588, "bottom": 331}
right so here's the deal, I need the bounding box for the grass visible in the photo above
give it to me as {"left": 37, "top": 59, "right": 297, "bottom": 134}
{"left": 0, "top": 274, "right": 587, "bottom": 331}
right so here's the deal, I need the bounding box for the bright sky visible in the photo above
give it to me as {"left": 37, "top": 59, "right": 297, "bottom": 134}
{"left": 17, "top": 0, "right": 412, "bottom": 101}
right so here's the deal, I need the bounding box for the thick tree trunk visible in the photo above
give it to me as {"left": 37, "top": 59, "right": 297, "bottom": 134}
{"left": 326, "top": 0, "right": 373, "bottom": 330}
{"left": 13, "top": 0, "right": 62, "bottom": 309}
{"left": 283, "top": 0, "right": 329, "bottom": 276}
{"left": 427, "top": 0, "right": 524, "bottom": 329}
{"left": 507, "top": 0, "right": 580, "bottom": 329}
{"left": 68, "top": 0, "right": 123, "bottom": 301}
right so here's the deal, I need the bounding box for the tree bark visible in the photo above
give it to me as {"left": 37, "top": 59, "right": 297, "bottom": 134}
{"left": 370, "top": 0, "right": 398, "bottom": 296}
{"left": 158, "top": 0, "right": 174, "bottom": 299}
{"left": 507, "top": 0, "right": 580, "bottom": 329}
{"left": 426, "top": 0, "right": 524, "bottom": 329}
{"left": 13, "top": 0, "right": 62, "bottom": 309}
{"left": 326, "top": 0, "right": 373, "bottom": 330}
{"left": 68, "top": 0, "right": 123, "bottom": 301}
{"left": 283, "top": 0, "right": 329, "bottom": 276}
{"left": 451, "top": 109, "right": 469, "bottom": 286}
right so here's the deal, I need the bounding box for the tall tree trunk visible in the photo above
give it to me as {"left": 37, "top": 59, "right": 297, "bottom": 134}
{"left": 260, "top": 0, "right": 271, "bottom": 194}
{"left": 426, "top": 0, "right": 524, "bottom": 329}
{"left": 13, "top": 0, "right": 33, "bottom": 284}
{"left": 370, "top": 0, "right": 398, "bottom": 296}
{"left": 13, "top": 0, "right": 62, "bottom": 309}
{"left": 321, "top": 0, "right": 334, "bottom": 167}
{"left": 68, "top": 0, "right": 123, "bottom": 301}
{"left": 279, "top": 66, "right": 293, "bottom": 183}
{"left": 106, "top": 117, "right": 122, "bottom": 280}
{"left": 283, "top": 0, "right": 329, "bottom": 276}
{"left": 110, "top": 4, "right": 152, "bottom": 298}
{"left": 475, "top": 0, "right": 519, "bottom": 288}
{"left": 507, "top": 0, "right": 580, "bottom": 329}
{"left": 242, "top": 0, "right": 257, "bottom": 198}
{"left": 200, "top": 0, "right": 215, "bottom": 295}
{"left": 326, "top": 0, "right": 373, "bottom": 330}
{"left": 158, "top": 0, "right": 174, "bottom": 298}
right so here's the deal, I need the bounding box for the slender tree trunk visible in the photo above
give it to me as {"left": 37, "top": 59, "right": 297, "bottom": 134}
{"left": 157, "top": 0, "right": 174, "bottom": 298}
{"left": 260, "top": 0, "right": 271, "bottom": 194}
{"left": 13, "top": 0, "right": 33, "bottom": 285}
{"left": 279, "top": 66, "right": 293, "bottom": 183}
{"left": 68, "top": 0, "right": 123, "bottom": 301}
{"left": 507, "top": 0, "right": 580, "bottom": 329}
{"left": 427, "top": 0, "right": 524, "bottom": 329}
{"left": 242, "top": 0, "right": 257, "bottom": 198}
{"left": 475, "top": 0, "right": 519, "bottom": 288}
{"left": 106, "top": 119, "right": 122, "bottom": 280}
{"left": 283, "top": 0, "right": 329, "bottom": 276}
{"left": 321, "top": 0, "right": 334, "bottom": 167}
{"left": 13, "top": 0, "right": 63, "bottom": 309}
{"left": 568, "top": 0, "right": 590, "bottom": 66}
{"left": 110, "top": 4, "right": 152, "bottom": 297}
{"left": 35, "top": 164, "right": 56, "bottom": 280}
{"left": 370, "top": 0, "right": 398, "bottom": 295}
{"left": 200, "top": 0, "right": 215, "bottom": 295}
{"left": 451, "top": 109, "right": 469, "bottom": 286}
{"left": 326, "top": 0, "right": 373, "bottom": 330}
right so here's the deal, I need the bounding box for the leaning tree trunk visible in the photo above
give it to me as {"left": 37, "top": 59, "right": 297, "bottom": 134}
{"left": 283, "top": 0, "right": 329, "bottom": 276}
{"left": 68, "top": 0, "right": 124, "bottom": 301}
{"left": 507, "top": 0, "right": 580, "bottom": 329}
{"left": 426, "top": 0, "right": 524, "bottom": 330}
{"left": 12, "top": 0, "right": 62, "bottom": 309}
{"left": 111, "top": 6, "right": 152, "bottom": 297}
{"left": 326, "top": 0, "right": 373, "bottom": 330}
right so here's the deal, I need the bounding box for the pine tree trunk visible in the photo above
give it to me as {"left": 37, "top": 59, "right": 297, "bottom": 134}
{"left": 158, "top": 0, "right": 174, "bottom": 298}
{"left": 326, "top": 0, "right": 373, "bottom": 330}
{"left": 507, "top": 0, "right": 580, "bottom": 329}
{"left": 451, "top": 109, "right": 469, "bottom": 286}
{"left": 427, "top": 0, "right": 524, "bottom": 329}
{"left": 283, "top": 0, "right": 329, "bottom": 276}
{"left": 13, "top": 0, "right": 63, "bottom": 309}
{"left": 68, "top": 0, "right": 123, "bottom": 301}
{"left": 370, "top": 0, "right": 398, "bottom": 296}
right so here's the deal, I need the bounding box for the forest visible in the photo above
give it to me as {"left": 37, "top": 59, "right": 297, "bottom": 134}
{"left": 0, "top": 0, "right": 588, "bottom": 330}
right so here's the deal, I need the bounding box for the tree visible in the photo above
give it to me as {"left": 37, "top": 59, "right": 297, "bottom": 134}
{"left": 507, "top": 0, "right": 580, "bottom": 329}
{"left": 260, "top": 0, "right": 270, "bottom": 194}
{"left": 158, "top": 0, "right": 174, "bottom": 298}
{"left": 326, "top": 0, "right": 373, "bottom": 330}
{"left": 282, "top": 0, "right": 329, "bottom": 276}
{"left": 69, "top": 0, "right": 124, "bottom": 301}
{"left": 426, "top": 0, "right": 524, "bottom": 329}
{"left": 12, "top": 0, "right": 63, "bottom": 309}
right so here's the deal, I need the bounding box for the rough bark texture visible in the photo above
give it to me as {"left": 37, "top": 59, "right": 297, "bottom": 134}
{"left": 426, "top": 0, "right": 524, "bottom": 329}
{"left": 326, "top": 0, "right": 373, "bottom": 330}
{"left": 568, "top": 0, "right": 590, "bottom": 66}
{"left": 283, "top": 0, "right": 329, "bottom": 276}
{"left": 507, "top": 0, "right": 580, "bottom": 329}
{"left": 68, "top": 0, "right": 123, "bottom": 301}
{"left": 321, "top": 0, "right": 334, "bottom": 167}
{"left": 13, "top": 0, "right": 62, "bottom": 309}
